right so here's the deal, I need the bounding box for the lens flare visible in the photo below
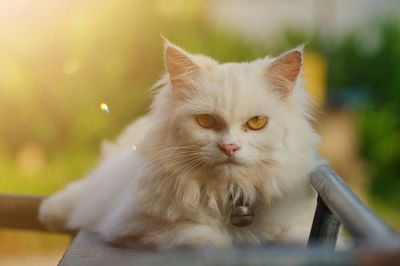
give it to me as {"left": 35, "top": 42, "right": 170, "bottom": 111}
{"left": 100, "top": 103, "right": 110, "bottom": 114}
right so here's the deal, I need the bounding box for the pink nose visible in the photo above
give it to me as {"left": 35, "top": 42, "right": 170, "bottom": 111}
{"left": 218, "top": 143, "right": 240, "bottom": 156}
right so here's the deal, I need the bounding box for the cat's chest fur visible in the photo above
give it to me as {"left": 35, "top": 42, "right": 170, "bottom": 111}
{"left": 133, "top": 165, "right": 314, "bottom": 243}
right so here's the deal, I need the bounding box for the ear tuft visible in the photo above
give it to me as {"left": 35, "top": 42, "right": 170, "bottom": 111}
{"left": 265, "top": 47, "right": 304, "bottom": 98}
{"left": 164, "top": 42, "right": 199, "bottom": 87}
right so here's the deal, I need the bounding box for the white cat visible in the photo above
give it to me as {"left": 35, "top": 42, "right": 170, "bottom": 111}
{"left": 39, "top": 42, "right": 320, "bottom": 249}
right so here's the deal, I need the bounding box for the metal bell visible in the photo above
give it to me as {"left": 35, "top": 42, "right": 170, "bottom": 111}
{"left": 230, "top": 205, "right": 254, "bottom": 227}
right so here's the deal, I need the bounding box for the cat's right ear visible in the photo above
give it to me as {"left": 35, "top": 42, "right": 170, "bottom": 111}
{"left": 265, "top": 46, "right": 304, "bottom": 99}
{"left": 164, "top": 42, "right": 200, "bottom": 88}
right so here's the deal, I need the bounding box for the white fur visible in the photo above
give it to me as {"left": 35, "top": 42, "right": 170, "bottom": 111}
{"left": 39, "top": 44, "right": 320, "bottom": 249}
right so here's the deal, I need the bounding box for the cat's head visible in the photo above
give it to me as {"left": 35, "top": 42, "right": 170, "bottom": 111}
{"left": 147, "top": 42, "right": 317, "bottom": 184}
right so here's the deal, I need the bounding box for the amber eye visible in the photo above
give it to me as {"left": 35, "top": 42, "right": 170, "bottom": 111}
{"left": 195, "top": 114, "right": 218, "bottom": 129}
{"left": 246, "top": 116, "right": 268, "bottom": 130}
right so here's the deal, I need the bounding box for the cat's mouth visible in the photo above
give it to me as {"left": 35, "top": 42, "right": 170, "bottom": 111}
{"left": 215, "top": 157, "right": 241, "bottom": 166}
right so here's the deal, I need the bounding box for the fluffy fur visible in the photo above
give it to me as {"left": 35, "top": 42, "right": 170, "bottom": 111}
{"left": 39, "top": 43, "right": 320, "bottom": 249}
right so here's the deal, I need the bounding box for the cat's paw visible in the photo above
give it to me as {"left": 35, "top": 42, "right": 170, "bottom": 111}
{"left": 39, "top": 181, "right": 84, "bottom": 230}
{"left": 39, "top": 186, "right": 82, "bottom": 231}
{"left": 39, "top": 196, "right": 69, "bottom": 231}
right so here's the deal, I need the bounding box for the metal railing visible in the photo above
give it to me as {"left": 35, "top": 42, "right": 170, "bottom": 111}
{"left": 307, "top": 163, "right": 400, "bottom": 250}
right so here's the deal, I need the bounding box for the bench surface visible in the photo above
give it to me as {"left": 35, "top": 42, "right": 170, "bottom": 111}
{"left": 58, "top": 230, "right": 360, "bottom": 266}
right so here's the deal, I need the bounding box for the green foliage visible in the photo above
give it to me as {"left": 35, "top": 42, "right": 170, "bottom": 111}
{"left": 326, "top": 20, "right": 400, "bottom": 104}
{"left": 321, "top": 19, "right": 400, "bottom": 210}
{"left": 359, "top": 105, "right": 400, "bottom": 207}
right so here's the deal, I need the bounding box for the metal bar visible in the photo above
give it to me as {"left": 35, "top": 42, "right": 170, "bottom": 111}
{"left": 0, "top": 194, "right": 73, "bottom": 234}
{"left": 310, "top": 164, "right": 399, "bottom": 248}
{"left": 307, "top": 195, "right": 341, "bottom": 249}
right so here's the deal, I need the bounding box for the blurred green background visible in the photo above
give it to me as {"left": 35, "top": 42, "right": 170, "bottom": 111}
{"left": 0, "top": 0, "right": 399, "bottom": 265}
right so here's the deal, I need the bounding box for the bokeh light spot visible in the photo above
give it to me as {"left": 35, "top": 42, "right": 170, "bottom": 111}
{"left": 100, "top": 103, "right": 110, "bottom": 114}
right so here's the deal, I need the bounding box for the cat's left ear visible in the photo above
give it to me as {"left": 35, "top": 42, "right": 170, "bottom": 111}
{"left": 265, "top": 46, "right": 303, "bottom": 98}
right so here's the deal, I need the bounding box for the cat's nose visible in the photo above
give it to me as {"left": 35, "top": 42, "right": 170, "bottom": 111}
{"left": 218, "top": 143, "right": 240, "bottom": 156}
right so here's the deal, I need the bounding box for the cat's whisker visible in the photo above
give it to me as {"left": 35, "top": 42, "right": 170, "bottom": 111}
{"left": 134, "top": 150, "right": 202, "bottom": 174}
{"left": 193, "top": 161, "right": 211, "bottom": 181}
{"left": 150, "top": 149, "right": 202, "bottom": 162}
{"left": 139, "top": 145, "right": 200, "bottom": 159}
{"left": 148, "top": 154, "right": 201, "bottom": 170}
{"left": 164, "top": 156, "right": 203, "bottom": 174}
{"left": 137, "top": 153, "right": 203, "bottom": 181}
{"left": 142, "top": 149, "right": 201, "bottom": 166}
{"left": 175, "top": 159, "right": 206, "bottom": 180}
